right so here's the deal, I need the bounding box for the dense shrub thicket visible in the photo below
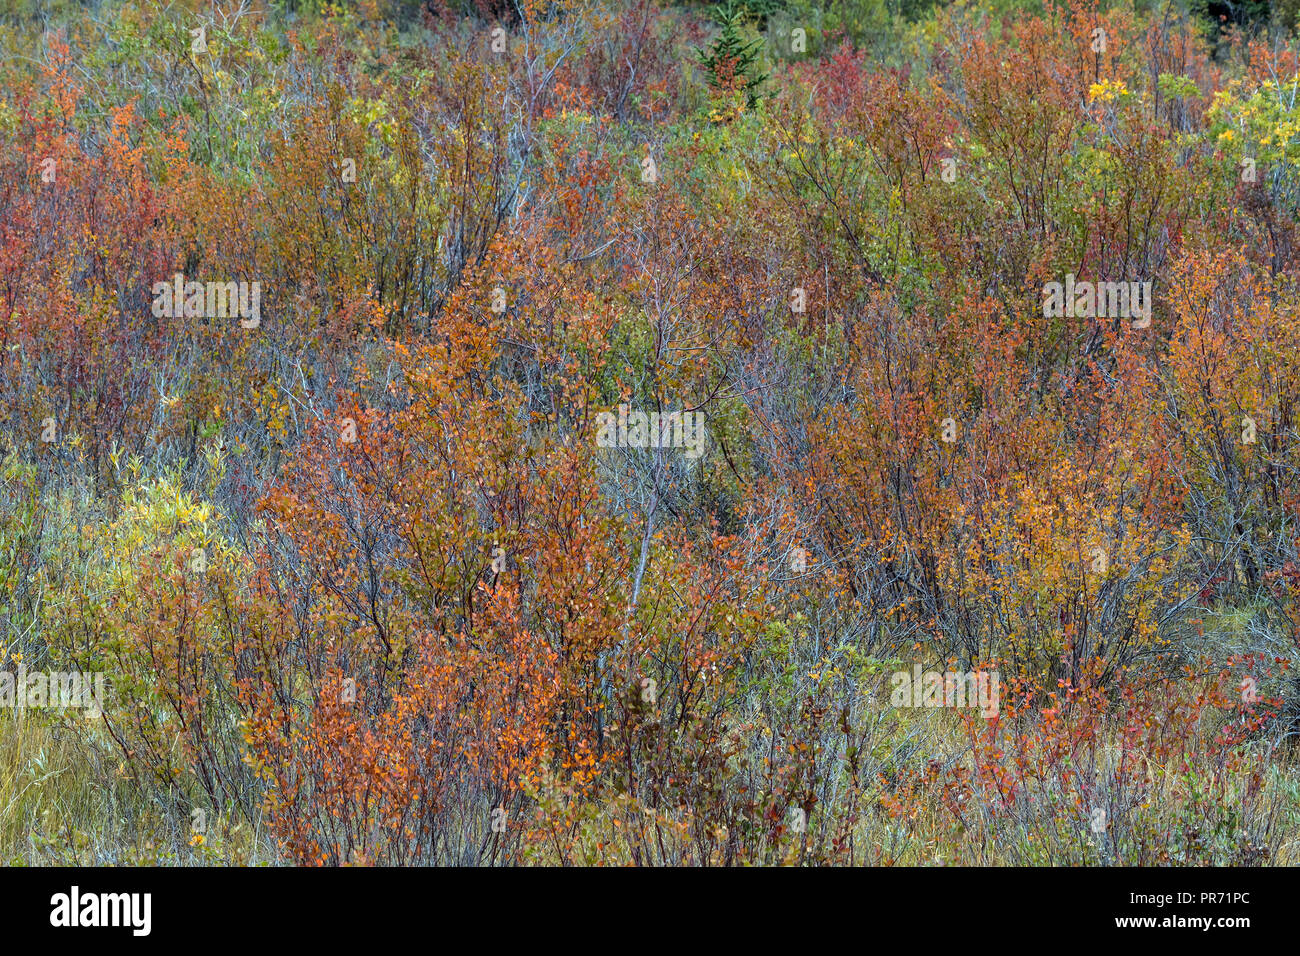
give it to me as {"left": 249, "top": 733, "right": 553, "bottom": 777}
{"left": 2, "top": 0, "right": 1300, "bottom": 864}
